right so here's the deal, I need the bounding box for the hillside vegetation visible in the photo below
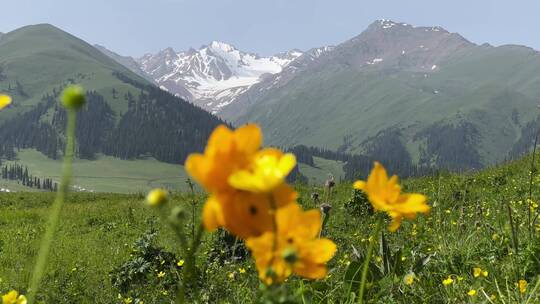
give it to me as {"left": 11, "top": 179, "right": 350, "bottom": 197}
{"left": 1, "top": 154, "right": 539, "bottom": 303}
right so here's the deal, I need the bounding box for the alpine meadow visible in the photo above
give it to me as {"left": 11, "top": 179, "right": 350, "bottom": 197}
{"left": 0, "top": 1, "right": 540, "bottom": 304}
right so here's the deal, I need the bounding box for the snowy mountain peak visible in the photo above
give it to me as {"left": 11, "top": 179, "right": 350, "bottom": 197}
{"left": 208, "top": 41, "right": 236, "bottom": 53}
{"left": 137, "top": 42, "right": 303, "bottom": 113}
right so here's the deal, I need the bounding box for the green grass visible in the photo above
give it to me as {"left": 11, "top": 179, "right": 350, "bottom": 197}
{"left": 7, "top": 149, "right": 189, "bottom": 193}
{"left": 299, "top": 156, "right": 345, "bottom": 185}
{"left": 8, "top": 149, "right": 343, "bottom": 193}
{"left": 1, "top": 154, "right": 539, "bottom": 303}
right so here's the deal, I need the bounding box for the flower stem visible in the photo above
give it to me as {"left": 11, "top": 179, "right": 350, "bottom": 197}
{"left": 28, "top": 109, "right": 77, "bottom": 302}
{"left": 358, "top": 215, "right": 384, "bottom": 304}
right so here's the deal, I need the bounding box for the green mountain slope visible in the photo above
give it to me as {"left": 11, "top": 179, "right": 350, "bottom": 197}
{"left": 223, "top": 20, "right": 540, "bottom": 170}
{"left": 0, "top": 24, "right": 224, "bottom": 190}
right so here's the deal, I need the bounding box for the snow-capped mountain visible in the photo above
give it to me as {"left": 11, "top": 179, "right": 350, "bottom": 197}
{"left": 137, "top": 41, "right": 303, "bottom": 113}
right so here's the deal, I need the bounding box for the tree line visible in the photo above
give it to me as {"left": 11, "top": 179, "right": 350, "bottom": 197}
{"left": 0, "top": 163, "right": 57, "bottom": 191}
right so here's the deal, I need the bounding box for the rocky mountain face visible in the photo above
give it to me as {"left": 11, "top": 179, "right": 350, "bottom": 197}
{"left": 96, "top": 19, "right": 540, "bottom": 170}
{"left": 136, "top": 41, "right": 303, "bottom": 113}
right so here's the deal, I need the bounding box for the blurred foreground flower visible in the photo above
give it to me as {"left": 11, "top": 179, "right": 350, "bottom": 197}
{"left": 0, "top": 94, "right": 12, "bottom": 110}
{"left": 185, "top": 124, "right": 262, "bottom": 194}
{"left": 246, "top": 204, "right": 336, "bottom": 285}
{"left": 229, "top": 148, "right": 296, "bottom": 193}
{"left": 353, "top": 162, "right": 430, "bottom": 231}
{"left": 185, "top": 123, "right": 336, "bottom": 288}
{"left": 1, "top": 290, "right": 27, "bottom": 304}
{"left": 203, "top": 184, "right": 297, "bottom": 238}
{"left": 146, "top": 188, "right": 168, "bottom": 207}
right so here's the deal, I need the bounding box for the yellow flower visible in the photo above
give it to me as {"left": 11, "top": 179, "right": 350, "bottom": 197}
{"left": 229, "top": 148, "right": 296, "bottom": 193}
{"left": 124, "top": 298, "right": 133, "bottom": 304}
{"left": 157, "top": 271, "right": 165, "bottom": 278}
{"left": 246, "top": 203, "right": 337, "bottom": 285}
{"left": 177, "top": 259, "right": 185, "bottom": 267}
{"left": 473, "top": 267, "right": 488, "bottom": 278}
{"left": 518, "top": 279, "right": 527, "bottom": 294}
{"left": 202, "top": 183, "right": 297, "bottom": 238}
{"left": 185, "top": 124, "right": 262, "bottom": 194}
{"left": 239, "top": 267, "right": 246, "bottom": 274}
{"left": 442, "top": 276, "right": 454, "bottom": 286}
{"left": 467, "top": 289, "right": 477, "bottom": 296}
{"left": 2, "top": 291, "right": 27, "bottom": 304}
{"left": 353, "top": 162, "right": 430, "bottom": 231}
{"left": 403, "top": 273, "right": 415, "bottom": 285}
{"left": 146, "top": 189, "right": 168, "bottom": 207}
{"left": 0, "top": 94, "right": 12, "bottom": 110}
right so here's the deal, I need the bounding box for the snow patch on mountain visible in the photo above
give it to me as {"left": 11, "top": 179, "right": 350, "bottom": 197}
{"left": 137, "top": 41, "right": 303, "bottom": 113}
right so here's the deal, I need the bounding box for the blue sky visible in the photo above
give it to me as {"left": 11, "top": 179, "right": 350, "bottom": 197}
{"left": 2, "top": 0, "right": 540, "bottom": 57}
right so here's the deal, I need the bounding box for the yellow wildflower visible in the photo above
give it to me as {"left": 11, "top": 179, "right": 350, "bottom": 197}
{"left": 203, "top": 183, "right": 297, "bottom": 238}
{"left": 442, "top": 276, "right": 454, "bottom": 286}
{"left": 146, "top": 189, "right": 168, "bottom": 207}
{"left": 124, "top": 298, "right": 133, "bottom": 304}
{"left": 229, "top": 148, "right": 296, "bottom": 193}
{"left": 518, "top": 279, "right": 527, "bottom": 294}
{"left": 246, "top": 203, "right": 337, "bottom": 285}
{"left": 185, "top": 124, "right": 262, "bottom": 194}
{"left": 403, "top": 273, "right": 415, "bottom": 285}
{"left": 353, "top": 162, "right": 430, "bottom": 231}
{"left": 473, "top": 267, "right": 488, "bottom": 278}
{"left": 0, "top": 94, "right": 12, "bottom": 110}
{"left": 157, "top": 271, "right": 165, "bottom": 278}
{"left": 467, "top": 289, "right": 477, "bottom": 296}
{"left": 177, "top": 259, "right": 185, "bottom": 267}
{"left": 2, "top": 291, "right": 27, "bottom": 304}
{"left": 239, "top": 267, "right": 246, "bottom": 274}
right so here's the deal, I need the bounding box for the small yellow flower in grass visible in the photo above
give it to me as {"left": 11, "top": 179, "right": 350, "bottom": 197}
{"left": 61, "top": 85, "right": 86, "bottom": 110}
{"left": 124, "top": 297, "right": 133, "bottom": 304}
{"left": 353, "top": 162, "right": 430, "bottom": 231}
{"left": 473, "top": 267, "right": 488, "bottom": 278}
{"left": 517, "top": 279, "right": 527, "bottom": 294}
{"left": 239, "top": 267, "right": 246, "bottom": 274}
{"left": 185, "top": 124, "right": 262, "bottom": 194}
{"left": 2, "top": 291, "right": 28, "bottom": 304}
{"left": 490, "top": 294, "right": 497, "bottom": 300}
{"left": 442, "top": 276, "right": 454, "bottom": 286}
{"left": 228, "top": 148, "right": 296, "bottom": 193}
{"left": 202, "top": 183, "right": 297, "bottom": 238}
{"left": 146, "top": 189, "right": 168, "bottom": 207}
{"left": 0, "top": 94, "right": 12, "bottom": 110}
{"left": 177, "top": 259, "right": 185, "bottom": 267}
{"left": 246, "top": 203, "right": 337, "bottom": 285}
{"left": 467, "top": 289, "right": 477, "bottom": 296}
{"left": 403, "top": 273, "right": 415, "bottom": 285}
{"left": 157, "top": 271, "right": 165, "bottom": 278}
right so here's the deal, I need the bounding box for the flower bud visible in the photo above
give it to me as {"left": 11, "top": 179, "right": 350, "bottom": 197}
{"left": 146, "top": 188, "right": 168, "bottom": 207}
{"left": 320, "top": 202, "right": 332, "bottom": 215}
{"left": 61, "top": 85, "right": 86, "bottom": 110}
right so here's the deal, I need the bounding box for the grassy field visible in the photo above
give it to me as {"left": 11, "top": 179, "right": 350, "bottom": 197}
{"left": 6, "top": 149, "right": 189, "bottom": 193}
{"left": 1, "top": 154, "right": 539, "bottom": 303}
{"left": 298, "top": 156, "right": 345, "bottom": 185}
{"left": 5, "top": 150, "right": 343, "bottom": 193}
